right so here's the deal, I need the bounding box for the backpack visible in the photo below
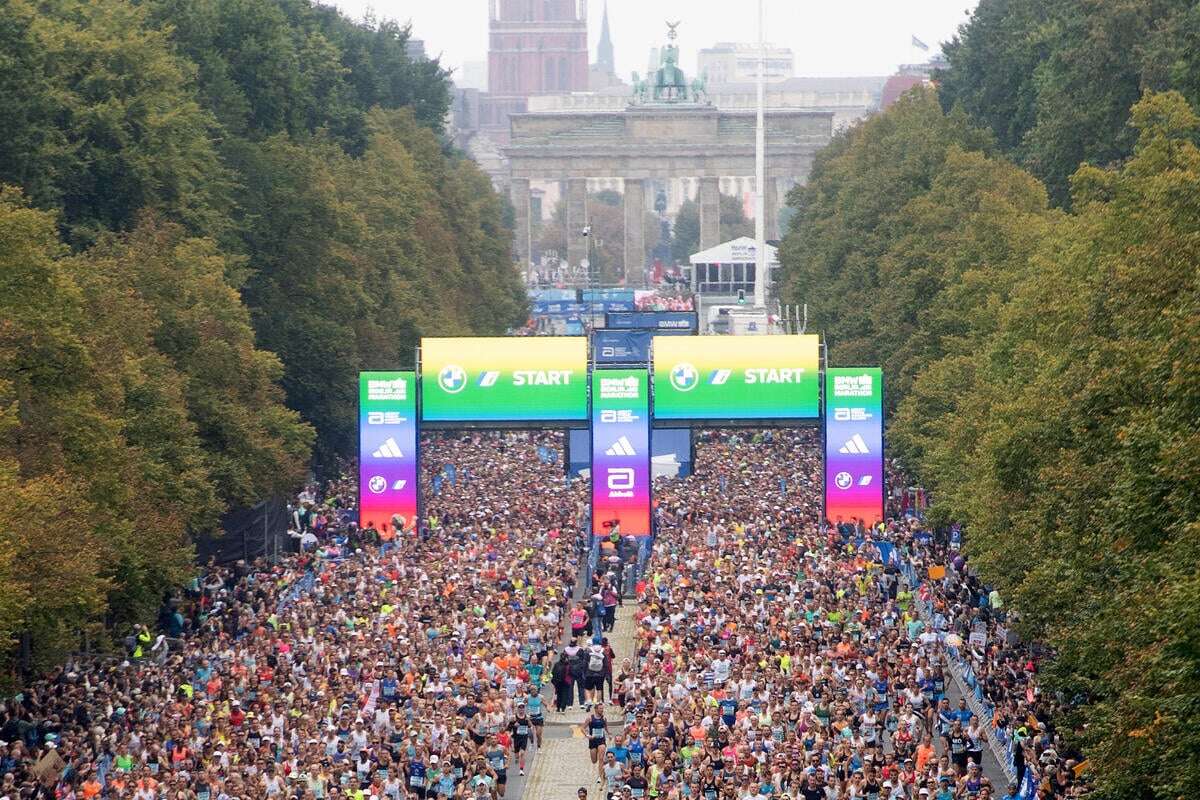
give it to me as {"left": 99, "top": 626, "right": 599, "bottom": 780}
{"left": 588, "top": 647, "right": 605, "bottom": 673}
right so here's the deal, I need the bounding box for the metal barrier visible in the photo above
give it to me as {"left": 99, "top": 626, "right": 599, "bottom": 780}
{"left": 901, "top": 560, "right": 1019, "bottom": 785}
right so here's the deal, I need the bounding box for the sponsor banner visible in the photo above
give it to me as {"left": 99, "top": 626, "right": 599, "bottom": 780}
{"left": 605, "top": 310, "right": 698, "bottom": 334}
{"left": 824, "top": 367, "right": 884, "bottom": 526}
{"left": 594, "top": 330, "right": 651, "bottom": 364}
{"left": 420, "top": 337, "right": 588, "bottom": 422}
{"left": 359, "top": 371, "right": 419, "bottom": 536}
{"left": 533, "top": 300, "right": 634, "bottom": 316}
{"left": 531, "top": 289, "right": 576, "bottom": 302}
{"left": 591, "top": 369, "right": 651, "bottom": 536}
{"left": 581, "top": 289, "right": 635, "bottom": 303}
{"left": 653, "top": 335, "right": 820, "bottom": 420}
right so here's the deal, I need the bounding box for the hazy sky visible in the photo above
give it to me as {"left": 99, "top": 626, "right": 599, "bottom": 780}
{"left": 327, "top": 0, "right": 979, "bottom": 80}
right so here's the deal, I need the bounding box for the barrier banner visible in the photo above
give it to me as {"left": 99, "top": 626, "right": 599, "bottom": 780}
{"left": 359, "top": 371, "right": 419, "bottom": 536}
{"left": 591, "top": 369, "right": 651, "bottom": 536}
{"left": 421, "top": 337, "right": 588, "bottom": 423}
{"left": 824, "top": 367, "right": 884, "bottom": 526}
{"left": 605, "top": 311, "right": 698, "bottom": 334}
{"left": 653, "top": 334, "right": 821, "bottom": 420}
{"left": 594, "top": 330, "right": 651, "bottom": 364}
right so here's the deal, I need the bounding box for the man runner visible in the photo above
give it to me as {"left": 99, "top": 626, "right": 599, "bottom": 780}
{"left": 580, "top": 702, "right": 609, "bottom": 784}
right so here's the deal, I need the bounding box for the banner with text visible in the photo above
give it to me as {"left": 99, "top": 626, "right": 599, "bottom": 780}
{"left": 652, "top": 334, "right": 820, "bottom": 421}
{"left": 421, "top": 337, "right": 588, "bottom": 423}
{"left": 594, "top": 330, "right": 651, "bottom": 364}
{"left": 359, "top": 371, "right": 419, "bottom": 536}
{"left": 591, "top": 369, "right": 651, "bottom": 536}
{"left": 824, "top": 367, "right": 884, "bottom": 526}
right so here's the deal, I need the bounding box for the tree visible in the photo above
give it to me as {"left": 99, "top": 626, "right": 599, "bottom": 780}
{"left": 939, "top": 0, "right": 1200, "bottom": 205}
{"left": 778, "top": 87, "right": 994, "bottom": 375}
{"left": 0, "top": 0, "right": 232, "bottom": 246}
{"left": 889, "top": 92, "right": 1200, "bottom": 799}
{"left": 670, "top": 194, "right": 753, "bottom": 264}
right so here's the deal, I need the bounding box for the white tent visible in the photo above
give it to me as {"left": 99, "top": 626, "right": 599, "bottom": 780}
{"left": 688, "top": 236, "right": 779, "bottom": 267}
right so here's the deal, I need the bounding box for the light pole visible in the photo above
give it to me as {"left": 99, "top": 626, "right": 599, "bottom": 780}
{"left": 581, "top": 224, "right": 596, "bottom": 328}
{"left": 753, "top": 0, "right": 768, "bottom": 309}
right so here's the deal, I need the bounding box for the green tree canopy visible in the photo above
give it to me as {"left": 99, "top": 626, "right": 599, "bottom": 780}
{"left": 887, "top": 91, "right": 1200, "bottom": 799}
{"left": 939, "top": 0, "right": 1200, "bottom": 205}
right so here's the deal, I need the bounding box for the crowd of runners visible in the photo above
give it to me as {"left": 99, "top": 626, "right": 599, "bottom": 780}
{"left": 0, "top": 427, "right": 1084, "bottom": 800}
{"left": 581, "top": 429, "right": 1086, "bottom": 800}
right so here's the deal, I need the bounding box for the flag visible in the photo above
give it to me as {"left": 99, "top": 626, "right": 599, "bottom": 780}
{"left": 911, "top": 35, "right": 929, "bottom": 51}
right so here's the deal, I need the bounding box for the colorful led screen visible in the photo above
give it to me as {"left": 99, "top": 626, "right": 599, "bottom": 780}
{"left": 824, "top": 367, "right": 884, "bottom": 526}
{"left": 652, "top": 335, "right": 820, "bottom": 420}
{"left": 359, "top": 371, "right": 419, "bottom": 536}
{"left": 420, "top": 337, "right": 588, "bottom": 423}
{"left": 591, "top": 369, "right": 651, "bottom": 536}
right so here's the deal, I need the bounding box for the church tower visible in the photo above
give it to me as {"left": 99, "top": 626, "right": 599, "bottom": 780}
{"left": 596, "top": 1, "right": 615, "bottom": 77}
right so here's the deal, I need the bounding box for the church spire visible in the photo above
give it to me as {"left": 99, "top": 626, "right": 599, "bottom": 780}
{"left": 597, "top": 0, "right": 615, "bottom": 76}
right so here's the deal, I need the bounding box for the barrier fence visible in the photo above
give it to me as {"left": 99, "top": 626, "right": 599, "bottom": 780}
{"left": 900, "top": 558, "right": 1038, "bottom": 799}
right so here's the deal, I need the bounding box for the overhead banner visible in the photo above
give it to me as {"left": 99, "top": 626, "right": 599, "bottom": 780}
{"left": 359, "top": 371, "right": 419, "bottom": 536}
{"left": 591, "top": 369, "right": 652, "bottom": 536}
{"left": 420, "top": 337, "right": 588, "bottom": 423}
{"left": 824, "top": 367, "right": 884, "bottom": 526}
{"left": 652, "top": 334, "right": 820, "bottom": 421}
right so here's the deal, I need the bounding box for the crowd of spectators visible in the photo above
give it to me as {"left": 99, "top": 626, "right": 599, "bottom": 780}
{"left": 634, "top": 292, "right": 693, "bottom": 312}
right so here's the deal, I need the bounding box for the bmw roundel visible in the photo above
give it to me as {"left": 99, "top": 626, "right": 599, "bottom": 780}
{"left": 669, "top": 362, "right": 699, "bottom": 392}
{"left": 437, "top": 364, "right": 468, "bottom": 394}
{"left": 834, "top": 471, "right": 853, "bottom": 490}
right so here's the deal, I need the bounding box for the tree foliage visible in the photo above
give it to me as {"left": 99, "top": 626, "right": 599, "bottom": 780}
{"left": 781, "top": 84, "right": 1200, "bottom": 797}
{"left": 670, "top": 194, "right": 754, "bottom": 264}
{"left": 939, "top": 0, "right": 1200, "bottom": 205}
{"left": 0, "top": 0, "right": 525, "bottom": 676}
{"left": 779, "top": 88, "right": 996, "bottom": 380}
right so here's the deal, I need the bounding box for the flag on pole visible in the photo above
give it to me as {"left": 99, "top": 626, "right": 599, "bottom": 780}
{"left": 911, "top": 35, "right": 929, "bottom": 51}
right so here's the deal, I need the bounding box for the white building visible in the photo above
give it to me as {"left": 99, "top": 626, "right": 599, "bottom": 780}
{"left": 697, "top": 42, "right": 794, "bottom": 84}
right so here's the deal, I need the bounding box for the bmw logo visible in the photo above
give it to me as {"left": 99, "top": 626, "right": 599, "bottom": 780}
{"left": 669, "top": 362, "right": 699, "bottom": 392}
{"left": 367, "top": 475, "right": 388, "bottom": 494}
{"left": 438, "top": 364, "right": 467, "bottom": 394}
{"left": 834, "top": 471, "right": 853, "bottom": 490}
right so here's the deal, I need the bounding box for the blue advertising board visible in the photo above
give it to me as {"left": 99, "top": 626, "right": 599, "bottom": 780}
{"left": 594, "top": 330, "right": 651, "bottom": 364}
{"left": 605, "top": 311, "right": 697, "bottom": 334}
{"left": 534, "top": 300, "right": 635, "bottom": 317}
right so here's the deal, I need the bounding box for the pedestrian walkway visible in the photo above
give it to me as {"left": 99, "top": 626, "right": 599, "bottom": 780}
{"left": 521, "top": 608, "right": 638, "bottom": 800}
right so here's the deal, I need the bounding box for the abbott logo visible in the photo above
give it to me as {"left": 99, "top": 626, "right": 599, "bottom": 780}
{"left": 438, "top": 365, "right": 467, "bottom": 393}
{"left": 607, "top": 467, "right": 635, "bottom": 497}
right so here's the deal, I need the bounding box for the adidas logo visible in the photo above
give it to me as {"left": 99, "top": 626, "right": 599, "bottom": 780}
{"left": 605, "top": 436, "right": 636, "bottom": 457}
{"left": 838, "top": 434, "right": 869, "bottom": 454}
{"left": 372, "top": 437, "right": 404, "bottom": 459}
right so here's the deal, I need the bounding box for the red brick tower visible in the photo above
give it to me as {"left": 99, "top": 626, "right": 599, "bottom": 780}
{"left": 480, "top": 0, "right": 589, "bottom": 136}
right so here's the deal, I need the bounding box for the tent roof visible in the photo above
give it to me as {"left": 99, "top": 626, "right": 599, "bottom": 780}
{"left": 689, "top": 236, "right": 779, "bottom": 265}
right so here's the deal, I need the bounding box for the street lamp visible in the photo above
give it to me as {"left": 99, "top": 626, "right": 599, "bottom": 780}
{"left": 581, "top": 224, "right": 596, "bottom": 328}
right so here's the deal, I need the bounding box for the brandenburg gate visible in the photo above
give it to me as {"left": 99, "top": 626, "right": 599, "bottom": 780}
{"left": 504, "top": 24, "right": 833, "bottom": 285}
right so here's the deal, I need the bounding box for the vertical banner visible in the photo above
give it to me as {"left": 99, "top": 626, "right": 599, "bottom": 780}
{"left": 824, "top": 367, "right": 884, "bottom": 527}
{"left": 359, "top": 371, "right": 419, "bottom": 537}
{"left": 591, "top": 369, "right": 651, "bottom": 536}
